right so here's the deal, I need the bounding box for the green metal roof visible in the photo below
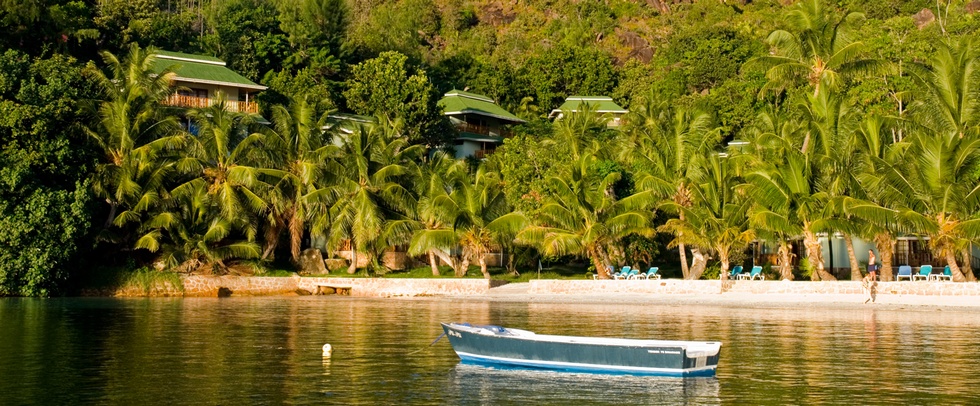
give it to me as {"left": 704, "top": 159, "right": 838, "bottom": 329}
{"left": 325, "top": 113, "right": 377, "bottom": 133}
{"left": 456, "top": 132, "right": 504, "bottom": 143}
{"left": 551, "top": 96, "right": 627, "bottom": 117}
{"left": 151, "top": 51, "right": 266, "bottom": 91}
{"left": 438, "top": 89, "right": 525, "bottom": 123}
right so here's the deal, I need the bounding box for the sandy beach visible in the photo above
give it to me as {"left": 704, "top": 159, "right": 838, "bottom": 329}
{"left": 445, "top": 282, "right": 980, "bottom": 311}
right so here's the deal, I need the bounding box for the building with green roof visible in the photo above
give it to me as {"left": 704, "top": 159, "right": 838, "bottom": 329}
{"left": 151, "top": 50, "right": 266, "bottom": 115}
{"left": 438, "top": 89, "right": 525, "bottom": 159}
{"left": 550, "top": 96, "right": 628, "bottom": 127}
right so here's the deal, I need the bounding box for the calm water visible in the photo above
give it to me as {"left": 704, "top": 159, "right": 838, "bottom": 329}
{"left": 1, "top": 297, "right": 979, "bottom": 405}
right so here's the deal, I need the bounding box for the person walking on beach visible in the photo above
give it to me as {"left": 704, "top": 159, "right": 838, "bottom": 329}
{"left": 862, "top": 274, "right": 877, "bottom": 304}
{"left": 864, "top": 250, "right": 877, "bottom": 304}
{"left": 867, "top": 250, "right": 877, "bottom": 281}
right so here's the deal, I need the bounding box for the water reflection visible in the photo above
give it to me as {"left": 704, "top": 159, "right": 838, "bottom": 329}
{"left": 2, "top": 298, "right": 980, "bottom": 404}
{"left": 447, "top": 364, "right": 720, "bottom": 405}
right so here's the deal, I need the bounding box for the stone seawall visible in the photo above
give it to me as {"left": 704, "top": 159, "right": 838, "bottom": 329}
{"left": 529, "top": 279, "right": 980, "bottom": 297}
{"left": 529, "top": 279, "right": 723, "bottom": 295}
{"left": 119, "top": 276, "right": 507, "bottom": 297}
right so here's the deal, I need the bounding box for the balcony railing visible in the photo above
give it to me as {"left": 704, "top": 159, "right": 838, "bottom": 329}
{"left": 162, "top": 94, "right": 260, "bottom": 114}
{"left": 455, "top": 122, "right": 513, "bottom": 138}
{"left": 474, "top": 149, "right": 496, "bottom": 159}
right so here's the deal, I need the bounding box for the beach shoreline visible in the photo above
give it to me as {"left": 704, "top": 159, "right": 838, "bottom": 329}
{"left": 446, "top": 289, "right": 980, "bottom": 311}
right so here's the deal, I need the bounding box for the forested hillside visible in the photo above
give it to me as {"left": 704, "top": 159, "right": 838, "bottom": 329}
{"left": 3, "top": 0, "right": 980, "bottom": 295}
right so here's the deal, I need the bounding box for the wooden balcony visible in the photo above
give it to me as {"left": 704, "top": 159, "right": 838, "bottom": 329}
{"left": 162, "top": 94, "right": 260, "bottom": 114}
{"left": 474, "top": 149, "right": 495, "bottom": 159}
{"left": 455, "top": 122, "right": 513, "bottom": 138}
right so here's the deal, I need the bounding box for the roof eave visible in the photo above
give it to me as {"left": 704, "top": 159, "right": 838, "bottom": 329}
{"left": 444, "top": 109, "right": 525, "bottom": 124}
{"left": 174, "top": 76, "right": 267, "bottom": 91}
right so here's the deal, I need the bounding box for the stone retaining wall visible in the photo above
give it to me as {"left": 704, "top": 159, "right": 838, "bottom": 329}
{"left": 297, "top": 277, "right": 507, "bottom": 297}
{"left": 530, "top": 279, "right": 980, "bottom": 296}
{"left": 529, "top": 279, "right": 723, "bottom": 295}
{"left": 116, "top": 276, "right": 506, "bottom": 297}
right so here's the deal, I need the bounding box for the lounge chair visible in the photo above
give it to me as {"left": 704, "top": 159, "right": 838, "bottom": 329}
{"left": 739, "top": 266, "right": 763, "bottom": 280}
{"left": 895, "top": 265, "right": 913, "bottom": 281}
{"left": 933, "top": 265, "right": 952, "bottom": 281}
{"left": 593, "top": 265, "right": 615, "bottom": 279}
{"left": 638, "top": 267, "right": 660, "bottom": 280}
{"left": 728, "top": 265, "right": 743, "bottom": 280}
{"left": 628, "top": 269, "right": 641, "bottom": 279}
{"left": 613, "top": 266, "right": 632, "bottom": 280}
{"left": 912, "top": 265, "right": 933, "bottom": 281}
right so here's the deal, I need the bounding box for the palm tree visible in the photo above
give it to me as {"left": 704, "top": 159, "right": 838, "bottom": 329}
{"left": 801, "top": 87, "right": 870, "bottom": 280}
{"left": 183, "top": 95, "right": 269, "bottom": 235}
{"left": 864, "top": 131, "right": 980, "bottom": 282}
{"left": 660, "top": 153, "right": 754, "bottom": 280}
{"left": 134, "top": 177, "right": 261, "bottom": 273}
{"left": 84, "top": 44, "right": 183, "bottom": 233}
{"left": 845, "top": 114, "right": 906, "bottom": 281}
{"left": 625, "top": 97, "right": 719, "bottom": 278}
{"left": 409, "top": 152, "right": 465, "bottom": 276}
{"left": 742, "top": 142, "right": 837, "bottom": 281}
{"left": 262, "top": 95, "right": 333, "bottom": 263}
{"left": 752, "top": 0, "right": 886, "bottom": 98}
{"left": 324, "top": 118, "right": 424, "bottom": 274}
{"left": 517, "top": 151, "right": 654, "bottom": 279}
{"left": 410, "top": 163, "right": 517, "bottom": 278}
{"left": 906, "top": 38, "right": 980, "bottom": 140}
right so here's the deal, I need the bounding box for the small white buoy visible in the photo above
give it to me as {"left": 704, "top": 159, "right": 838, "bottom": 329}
{"left": 322, "top": 343, "right": 332, "bottom": 357}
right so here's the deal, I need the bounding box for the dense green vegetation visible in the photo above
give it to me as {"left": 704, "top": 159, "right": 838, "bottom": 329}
{"left": 3, "top": 0, "right": 980, "bottom": 295}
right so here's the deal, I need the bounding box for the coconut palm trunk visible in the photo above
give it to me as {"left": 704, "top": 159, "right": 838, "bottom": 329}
{"left": 687, "top": 248, "right": 708, "bottom": 280}
{"left": 844, "top": 233, "right": 862, "bottom": 281}
{"left": 289, "top": 206, "right": 304, "bottom": 264}
{"left": 778, "top": 240, "right": 794, "bottom": 280}
{"left": 678, "top": 242, "right": 690, "bottom": 279}
{"left": 478, "top": 255, "right": 490, "bottom": 279}
{"left": 677, "top": 210, "right": 690, "bottom": 278}
{"left": 718, "top": 250, "right": 731, "bottom": 281}
{"left": 428, "top": 251, "right": 440, "bottom": 276}
{"left": 456, "top": 256, "right": 470, "bottom": 277}
{"left": 960, "top": 247, "right": 976, "bottom": 282}
{"left": 347, "top": 243, "right": 358, "bottom": 274}
{"left": 803, "top": 227, "right": 836, "bottom": 281}
{"left": 945, "top": 252, "right": 967, "bottom": 282}
{"left": 875, "top": 233, "right": 895, "bottom": 281}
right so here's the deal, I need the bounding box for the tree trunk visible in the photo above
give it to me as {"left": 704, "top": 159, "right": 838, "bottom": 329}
{"left": 960, "top": 246, "right": 976, "bottom": 282}
{"left": 776, "top": 240, "right": 793, "bottom": 280}
{"left": 456, "top": 257, "right": 470, "bottom": 277}
{"left": 347, "top": 246, "right": 358, "bottom": 274}
{"left": 428, "top": 251, "right": 440, "bottom": 276}
{"left": 678, "top": 242, "right": 690, "bottom": 279}
{"left": 590, "top": 253, "right": 611, "bottom": 279}
{"left": 431, "top": 249, "right": 458, "bottom": 276}
{"left": 104, "top": 199, "right": 118, "bottom": 228}
{"left": 261, "top": 215, "right": 284, "bottom": 261}
{"left": 687, "top": 248, "right": 708, "bottom": 280}
{"left": 844, "top": 233, "right": 861, "bottom": 281}
{"left": 289, "top": 207, "right": 304, "bottom": 264}
{"left": 479, "top": 254, "right": 490, "bottom": 279}
{"left": 946, "top": 251, "right": 967, "bottom": 282}
{"left": 803, "top": 228, "right": 835, "bottom": 281}
{"left": 875, "top": 233, "right": 895, "bottom": 282}
{"left": 718, "top": 250, "right": 730, "bottom": 281}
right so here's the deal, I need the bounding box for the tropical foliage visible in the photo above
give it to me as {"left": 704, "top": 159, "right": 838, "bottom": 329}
{"left": 5, "top": 0, "right": 980, "bottom": 295}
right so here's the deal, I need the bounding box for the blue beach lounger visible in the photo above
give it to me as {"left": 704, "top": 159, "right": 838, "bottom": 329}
{"left": 913, "top": 265, "right": 933, "bottom": 281}
{"left": 895, "top": 265, "right": 913, "bottom": 281}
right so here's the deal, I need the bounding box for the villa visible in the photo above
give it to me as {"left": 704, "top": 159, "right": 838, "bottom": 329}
{"left": 549, "top": 96, "right": 628, "bottom": 127}
{"left": 151, "top": 50, "right": 266, "bottom": 121}
{"left": 438, "top": 89, "right": 525, "bottom": 159}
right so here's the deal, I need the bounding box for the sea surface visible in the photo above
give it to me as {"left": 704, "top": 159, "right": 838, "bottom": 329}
{"left": 1, "top": 297, "right": 978, "bottom": 405}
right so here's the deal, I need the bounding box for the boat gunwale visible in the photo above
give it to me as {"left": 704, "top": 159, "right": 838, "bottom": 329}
{"left": 443, "top": 323, "right": 722, "bottom": 355}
